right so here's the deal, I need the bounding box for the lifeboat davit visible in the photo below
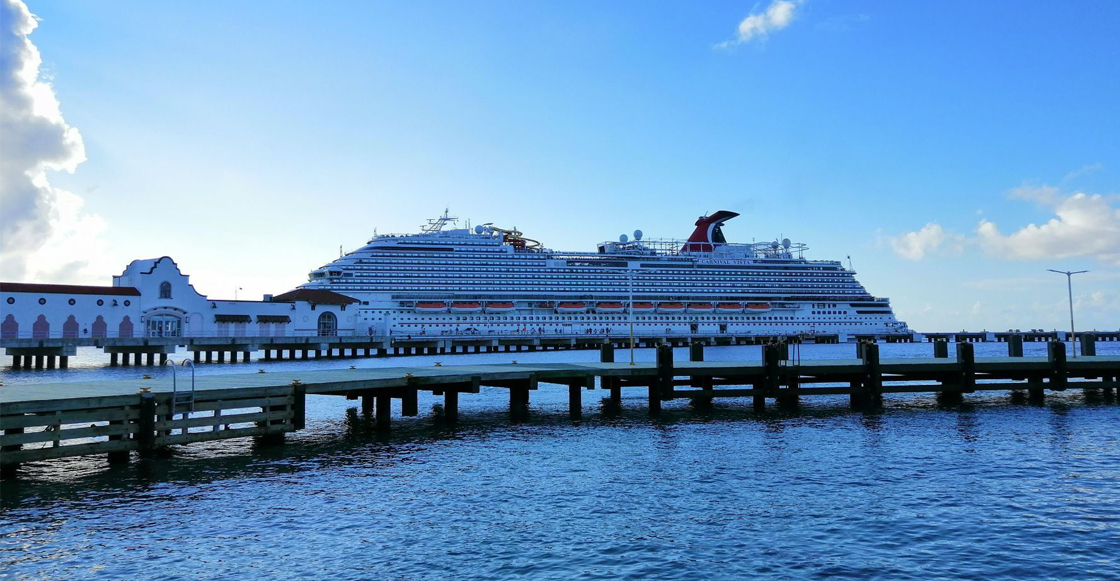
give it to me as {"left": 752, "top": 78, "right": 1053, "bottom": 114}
{"left": 687, "top": 302, "right": 715, "bottom": 313}
{"left": 555, "top": 302, "right": 588, "bottom": 313}
{"left": 746, "top": 302, "right": 771, "bottom": 311}
{"left": 657, "top": 302, "right": 686, "bottom": 313}
{"left": 415, "top": 301, "right": 449, "bottom": 313}
{"left": 631, "top": 302, "right": 655, "bottom": 312}
{"left": 485, "top": 301, "right": 516, "bottom": 313}
{"left": 595, "top": 302, "right": 626, "bottom": 313}
{"left": 450, "top": 301, "right": 483, "bottom": 313}
{"left": 716, "top": 302, "right": 743, "bottom": 313}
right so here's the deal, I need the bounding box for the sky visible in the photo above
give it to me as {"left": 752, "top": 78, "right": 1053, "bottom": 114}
{"left": 2, "top": 0, "right": 1118, "bottom": 332}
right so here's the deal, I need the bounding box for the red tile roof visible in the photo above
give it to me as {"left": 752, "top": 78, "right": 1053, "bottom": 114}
{"left": 0, "top": 282, "right": 141, "bottom": 296}
{"left": 270, "top": 289, "right": 359, "bottom": 305}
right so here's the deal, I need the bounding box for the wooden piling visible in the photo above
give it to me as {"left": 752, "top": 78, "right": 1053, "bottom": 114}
{"left": 361, "top": 392, "right": 374, "bottom": 416}
{"left": 1007, "top": 334, "right": 1024, "bottom": 357}
{"left": 860, "top": 342, "right": 882, "bottom": 408}
{"left": 138, "top": 393, "right": 157, "bottom": 456}
{"left": 690, "top": 340, "right": 714, "bottom": 409}
{"left": 1079, "top": 333, "right": 1096, "bottom": 357}
{"left": 1048, "top": 341, "right": 1068, "bottom": 391}
{"left": 568, "top": 382, "right": 582, "bottom": 420}
{"left": 656, "top": 343, "right": 674, "bottom": 402}
{"left": 400, "top": 389, "right": 418, "bottom": 417}
{"left": 510, "top": 381, "right": 530, "bottom": 420}
{"left": 107, "top": 419, "right": 130, "bottom": 464}
{"left": 375, "top": 396, "right": 391, "bottom": 433}
{"left": 444, "top": 390, "right": 459, "bottom": 422}
{"left": 933, "top": 340, "right": 949, "bottom": 358}
{"left": 292, "top": 384, "right": 307, "bottom": 430}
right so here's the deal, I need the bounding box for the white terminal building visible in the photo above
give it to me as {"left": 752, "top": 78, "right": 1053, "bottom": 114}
{"left": 0, "top": 210, "right": 908, "bottom": 341}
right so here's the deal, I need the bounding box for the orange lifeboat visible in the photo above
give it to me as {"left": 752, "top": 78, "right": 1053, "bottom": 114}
{"left": 631, "top": 302, "right": 655, "bottom": 312}
{"left": 485, "top": 301, "right": 516, "bottom": 313}
{"left": 556, "top": 302, "right": 588, "bottom": 313}
{"left": 595, "top": 302, "right": 626, "bottom": 313}
{"left": 687, "top": 302, "right": 715, "bottom": 313}
{"left": 450, "top": 301, "right": 483, "bottom": 313}
{"left": 657, "top": 302, "right": 686, "bottom": 313}
{"left": 415, "top": 301, "right": 449, "bottom": 313}
{"left": 717, "top": 302, "right": 743, "bottom": 313}
{"left": 746, "top": 302, "right": 771, "bottom": 311}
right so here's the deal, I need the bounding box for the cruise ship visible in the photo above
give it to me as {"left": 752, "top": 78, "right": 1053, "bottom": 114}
{"left": 299, "top": 211, "right": 909, "bottom": 338}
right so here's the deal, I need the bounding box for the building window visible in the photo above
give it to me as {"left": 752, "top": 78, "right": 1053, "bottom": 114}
{"left": 124, "top": 300, "right": 131, "bottom": 306}
{"left": 68, "top": 298, "right": 76, "bottom": 305}
{"left": 159, "top": 281, "right": 172, "bottom": 299}
{"left": 38, "top": 298, "right": 46, "bottom": 305}
{"left": 5, "top": 297, "right": 12, "bottom": 305}
{"left": 97, "top": 299, "right": 104, "bottom": 306}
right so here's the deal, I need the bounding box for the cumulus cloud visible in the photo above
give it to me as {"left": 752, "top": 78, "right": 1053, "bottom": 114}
{"left": 977, "top": 191, "right": 1120, "bottom": 266}
{"left": 888, "top": 222, "right": 965, "bottom": 260}
{"left": 718, "top": 0, "right": 802, "bottom": 48}
{"left": 888, "top": 178, "right": 1120, "bottom": 267}
{"left": 0, "top": 0, "right": 107, "bottom": 283}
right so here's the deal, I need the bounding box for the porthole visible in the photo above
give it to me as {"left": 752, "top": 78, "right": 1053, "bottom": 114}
{"left": 124, "top": 300, "right": 131, "bottom": 306}
{"left": 38, "top": 297, "right": 46, "bottom": 305}
{"left": 97, "top": 299, "right": 105, "bottom": 306}
{"left": 5, "top": 297, "right": 13, "bottom": 305}
{"left": 68, "top": 298, "right": 76, "bottom": 306}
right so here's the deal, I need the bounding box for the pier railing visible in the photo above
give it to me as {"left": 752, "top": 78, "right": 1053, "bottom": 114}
{"left": 2, "top": 340, "right": 1118, "bottom": 477}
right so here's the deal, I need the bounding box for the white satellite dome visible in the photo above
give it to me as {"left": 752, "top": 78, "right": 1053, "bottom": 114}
{"left": 474, "top": 225, "right": 484, "bottom": 234}
{"left": 782, "top": 238, "right": 791, "bottom": 248}
{"left": 634, "top": 229, "right": 643, "bottom": 241}
{"left": 619, "top": 234, "right": 629, "bottom": 243}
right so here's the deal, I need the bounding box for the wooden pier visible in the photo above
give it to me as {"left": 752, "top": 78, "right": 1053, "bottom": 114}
{"left": 2, "top": 341, "right": 1118, "bottom": 477}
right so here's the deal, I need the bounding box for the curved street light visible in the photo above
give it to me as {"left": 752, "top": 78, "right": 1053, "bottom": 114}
{"left": 1047, "top": 269, "right": 1088, "bottom": 358}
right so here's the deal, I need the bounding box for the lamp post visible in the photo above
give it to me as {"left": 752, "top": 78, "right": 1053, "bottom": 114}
{"left": 1047, "top": 269, "right": 1088, "bottom": 358}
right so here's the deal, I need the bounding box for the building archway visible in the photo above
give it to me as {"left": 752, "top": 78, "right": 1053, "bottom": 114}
{"left": 146, "top": 314, "right": 181, "bottom": 337}
{"left": 1, "top": 315, "right": 17, "bottom": 339}
{"left": 317, "top": 311, "right": 337, "bottom": 336}
{"left": 92, "top": 316, "right": 107, "bottom": 338}
{"left": 32, "top": 315, "right": 49, "bottom": 338}
{"left": 63, "top": 315, "right": 79, "bottom": 338}
{"left": 119, "top": 316, "right": 134, "bottom": 338}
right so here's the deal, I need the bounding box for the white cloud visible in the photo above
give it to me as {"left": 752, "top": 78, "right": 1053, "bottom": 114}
{"left": 1062, "top": 162, "right": 1103, "bottom": 183}
{"left": 1008, "top": 184, "right": 1059, "bottom": 205}
{"left": 888, "top": 222, "right": 965, "bottom": 260}
{"left": 0, "top": 0, "right": 108, "bottom": 283}
{"left": 888, "top": 178, "right": 1120, "bottom": 267}
{"left": 976, "top": 191, "right": 1120, "bottom": 267}
{"left": 718, "top": 0, "right": 802, "bottom": 47}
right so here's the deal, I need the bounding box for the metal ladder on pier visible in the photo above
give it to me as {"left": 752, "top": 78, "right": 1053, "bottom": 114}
{"left": 164, "top": 358, "right": 196, "bottom": 422}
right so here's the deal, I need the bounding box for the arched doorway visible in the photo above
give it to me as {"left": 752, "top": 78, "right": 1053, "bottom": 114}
{"left": 92, "top": 316, "right": 107, "bottom": 338}
{"left": 146, "top": 314, "right": 181, "bottom": 337}
{"left": 1, "top": 315, "right": 17, "bottom": 339}
{"left": 63, "top": 315, "right": 79, "bottom": 338}
{"left": 317, "top": 312, "right": 337, "bottom": 336}
{"left": 32, "top": 315, "right": 50, "bottom": 338}
{"left": 119, "top": 316, "right": 134, "bottom": 338}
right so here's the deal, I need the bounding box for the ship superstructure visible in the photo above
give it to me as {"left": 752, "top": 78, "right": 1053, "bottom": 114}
{"left": 299, "top": 210, "right": 908, "bottom": 338}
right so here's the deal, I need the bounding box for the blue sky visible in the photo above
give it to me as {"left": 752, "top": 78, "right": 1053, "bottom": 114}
{"left": 3, "top": 0, "right": 1118, "bottom": 331}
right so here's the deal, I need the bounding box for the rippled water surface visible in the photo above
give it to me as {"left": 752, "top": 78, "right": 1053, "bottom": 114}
{"left": 2, "top": 343, "right": 1119, "bottom": 580}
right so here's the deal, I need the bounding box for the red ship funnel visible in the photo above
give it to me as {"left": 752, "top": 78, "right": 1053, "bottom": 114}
{"left": 682, "top": 211, "right": 740, "bottom": 253}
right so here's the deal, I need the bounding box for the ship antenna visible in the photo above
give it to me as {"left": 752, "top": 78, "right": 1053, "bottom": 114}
{"left": 847, "top": 255, "right": 853, "bottom": 270}
{"left": 340, "top": 244, "right": 343, "bottom": 258}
